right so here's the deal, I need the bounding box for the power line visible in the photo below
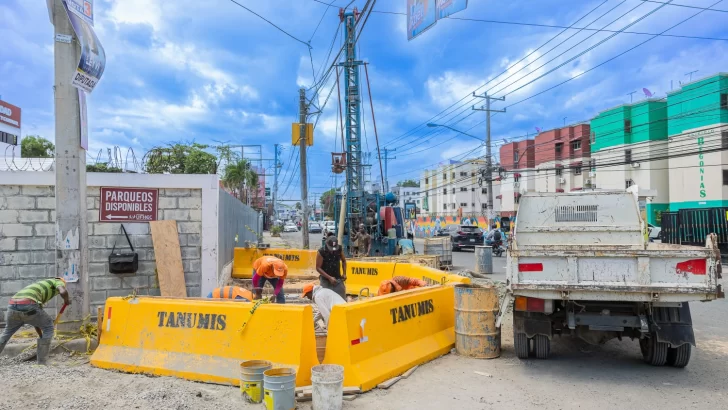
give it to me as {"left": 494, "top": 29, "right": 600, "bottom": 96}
{"left": 225, "top": 0, "right": 311, "bottom": 48}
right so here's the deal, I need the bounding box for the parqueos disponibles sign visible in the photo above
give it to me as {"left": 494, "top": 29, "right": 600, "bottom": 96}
{"left": 100, "top": 187, "right": 158, "bottom": 223}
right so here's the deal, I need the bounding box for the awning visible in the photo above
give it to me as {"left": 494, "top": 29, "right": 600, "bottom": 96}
{"left": 555, "top": 164, "right": 563, "bottom": 168}
{"left": 571, "top": 187, "right": 583, "bottom": 191}
{"left": 495, "top": 195, "right": 502, "bottom": 199}
{"left": 555, "top": 189, "right": 564, "bottom": 193}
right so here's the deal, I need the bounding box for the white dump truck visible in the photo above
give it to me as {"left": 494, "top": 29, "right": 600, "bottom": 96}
{"left": 500, "top": 191, "right": 723, "bottom": 367}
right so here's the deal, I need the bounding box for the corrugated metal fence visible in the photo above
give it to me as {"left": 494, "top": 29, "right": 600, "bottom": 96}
{"left": 218, "top": 189, "right": 261, "bottom": 272}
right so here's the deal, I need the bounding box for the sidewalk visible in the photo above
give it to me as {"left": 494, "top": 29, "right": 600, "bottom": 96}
{"left": 261, "top": 231, "right": 291, "bottom": 248}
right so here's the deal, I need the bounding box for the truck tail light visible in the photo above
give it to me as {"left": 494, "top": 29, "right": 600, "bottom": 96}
{"left": 676, "top": 259, "right": 707, "bottom": 275}
{"left": 514, "top": 296, "right": 553, "bottom": 313}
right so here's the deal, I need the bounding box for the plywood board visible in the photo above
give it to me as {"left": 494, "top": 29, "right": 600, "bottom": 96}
{"left": 150, "top": 220, "right": 187, "bottom": 297}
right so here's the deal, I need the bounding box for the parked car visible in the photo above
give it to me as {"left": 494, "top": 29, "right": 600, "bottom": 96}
{"left": 648, "top": 224, "right": 662, "bottom": 242}
{"left": 323, "top": 221, "right": 336, "bottom": 234}
{"left": 450, "top": 225, "right": 484, "bottom": 251}
{"left": 283, "top": 223, "right": 298, "bottom": 233}
{"left": 434, "top": 224, "right": 458, "bottom": 237}
{"left": 309, "top": 223, "right": 323, "bottom": 233}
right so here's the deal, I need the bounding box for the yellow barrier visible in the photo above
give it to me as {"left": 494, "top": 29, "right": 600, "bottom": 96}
{"left": 323, "top": 286, "right": 456, "bottom": 391}
{"left": 233, "top": 248, "right": 318, "bottom": 278}
{"left": 394, "top": 263, "right": 471, "bottom": 286}
{"left": 90, "top": 297, "right": 319, "bottom": 387}
{"left": 344, "top": 261, "right": 396, "bottom": 297}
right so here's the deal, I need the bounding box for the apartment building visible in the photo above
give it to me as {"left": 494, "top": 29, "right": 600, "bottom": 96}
{"left": 419, "top": 159, "right": 498, "bottom": 218}
{"left": 391, "top": 185, "right": 422, "bottom": 210}
{"left": 498, "top": 140, "right": 535, "bottom": 217}
{"left": 533, "top": 124, "right": 592, "bottom": 194}
{"left": 590, "top": 99, "right": 669, "bottom": 224}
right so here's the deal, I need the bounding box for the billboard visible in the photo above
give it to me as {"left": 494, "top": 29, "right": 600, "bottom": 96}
{"left": 67, "top": 0, "right": 94, "bottom": 26}
{"left": 436, "top": 0, "right": 467, "bottom": 19}
{"left": 407, "top": 0, "right": 437, "bottom": 41}
{"left": 0, "top": 100, "right": 21, "bottom": 145}
{"left": 62, "top": 0, "right": 105, "bottom": 93}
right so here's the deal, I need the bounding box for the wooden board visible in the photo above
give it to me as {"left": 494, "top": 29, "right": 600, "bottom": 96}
{"left": 150, "top": 220, "right": 187, "bottom": 297}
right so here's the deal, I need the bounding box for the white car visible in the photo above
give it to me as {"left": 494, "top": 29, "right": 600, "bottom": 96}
{"left": 323, "top": 221, "right": 336, "bottom": 234}
{"left": 283, "top": 223, "right": 298, "bottom": 233}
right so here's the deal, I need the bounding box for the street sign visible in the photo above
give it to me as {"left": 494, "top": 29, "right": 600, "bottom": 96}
{"left": 100, "top": 187, "right": 158, "bottom": 223}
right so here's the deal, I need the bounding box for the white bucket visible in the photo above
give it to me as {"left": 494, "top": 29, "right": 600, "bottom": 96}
{"left": 311, "top": 364, "right": 345, "bottom": 410}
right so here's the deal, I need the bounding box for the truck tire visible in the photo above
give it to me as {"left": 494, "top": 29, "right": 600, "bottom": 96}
{"left": 514, "top": 332, "right": 530, "bottom": 359}
{"left": 640, "top": 335, "right": 668, "bottom": 366}
{"left": 533, "top": 334, "right": 550, "bottom": 359}
{"left": 667, "top": 344, "right": 691, "bottom": 368}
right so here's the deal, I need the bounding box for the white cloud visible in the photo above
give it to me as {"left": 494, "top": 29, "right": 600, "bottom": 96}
{"left": 425, "top": 72, "right": 481, "bottom": 108}
{"left": 108, "top": 0, "right": 164, "bottom": 31}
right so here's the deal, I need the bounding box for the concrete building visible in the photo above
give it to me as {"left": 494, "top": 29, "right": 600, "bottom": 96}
{"left": 391, "top": 185, "right": 421, "bottom": 210}
{"left": 420, "top": 159, "right": 498, "bottom": 218}
{"left": 666, "top": 73, "right": 728, "bottom": 211}
{"left": 590, "top": 99, "right": 669, "bottom": 224}
{"left": 533, "top": 124, "right": 592, "bottom": 194}
{"left": 498, "top": 140, "right": 535, "bottom": 217}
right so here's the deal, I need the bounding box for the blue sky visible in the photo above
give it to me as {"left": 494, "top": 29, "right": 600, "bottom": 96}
{"left": 2, "top": 0, "right": 728, "bottom": 201}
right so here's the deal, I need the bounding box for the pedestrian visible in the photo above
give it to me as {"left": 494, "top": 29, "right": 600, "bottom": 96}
{"left": 251, "top": 256, "right": 288, "bottom": 304}
{"left": 377, "top": 276, "right": 429, "bottom": 296}
{"left": 0, "top": 277, "right": 71, "bottom": 365}
{"left": 316, "top": 236, "right": 347, "bottom": 300}
{"left": 207, "top": 286, "right": 254, "bottom": 301}
{"left": 350, "top": 224, "right": 362, "bottom": 256}
{"left": 356, "top": 224, "right": 372, "bottom": 257}
{"left": 301, "top": 282, "right": 346, "bottom": 328}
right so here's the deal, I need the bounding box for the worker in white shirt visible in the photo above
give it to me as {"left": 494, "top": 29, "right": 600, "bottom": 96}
{"left": 302, "top": 282, "right": 346, "bottom": 329}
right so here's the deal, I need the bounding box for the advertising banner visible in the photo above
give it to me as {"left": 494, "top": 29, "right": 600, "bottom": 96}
{"left": 407, "top": 0, "right": 437, "bottom": 41}
{"left": 404, "top": 202, "right": 417, "bottom": 220}
{"left": 67, "top": 0, "right": 94, "bottom": 26}
{"left": 436, "top": 0, "right": 467, "bottom": 19}
{"left": 62, "top": 0, "right": 105, "bottom": 93}
{"left": 0, "top": 100, "right": 21, "bottom": 140}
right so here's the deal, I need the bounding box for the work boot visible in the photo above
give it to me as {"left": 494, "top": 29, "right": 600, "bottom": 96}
{"left": 36, "top": 339, "right": 52, "bottom": 365}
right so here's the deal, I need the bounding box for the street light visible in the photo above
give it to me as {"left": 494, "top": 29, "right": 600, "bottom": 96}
{"left": 426, "top": 123, "right": 485, "bottom": 142}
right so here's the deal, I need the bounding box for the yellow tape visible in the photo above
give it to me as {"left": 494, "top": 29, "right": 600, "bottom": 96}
{"left": 233, "top": 248, "right": 319, "bottom": 278}
{"left": 90, "top": 297, "right": 318, "bottom": 387}
{"left": 323, "top": 286, "right": 456, "bottom": 391}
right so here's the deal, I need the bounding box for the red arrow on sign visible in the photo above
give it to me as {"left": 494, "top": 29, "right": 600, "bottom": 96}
{"left": 105, "top": 215, "right": 129, "bottom": 220}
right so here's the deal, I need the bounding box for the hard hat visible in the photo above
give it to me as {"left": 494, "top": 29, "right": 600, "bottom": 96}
{"left": 302, "top": 283, "right": 315, "bottom": 298}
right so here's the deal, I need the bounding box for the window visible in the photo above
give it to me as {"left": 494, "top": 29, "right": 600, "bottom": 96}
{"left": 481, "top": 188, "right": 487, "bottom": 194}
{"left": 514, "top": 151, "right": 519, "bottom": 163}
{"left": 514, "top": 174, "right": 521, "bottom": 183}
{"left": 460, "top": 202, "right": 468, "bottom": 207}
{"left": 625, "top": 149, "right": 632, "bottom": 164}
{"left": 460, "top": 172, "right": 468, "bottom": 177}
{"left": 442, "top": 188, "right": 447, "bottom": 195}
{"left": 472, "top": 203, "right": 475, "bottom": 207}
{"left": 443, "top": 204, "right": 447, "bottom": 210}
{"left": 515, "top": 196, "right": 520, "bottom": 204}
{"left": 721, "top": 93, "right": 728, "bottom": 110}
{"left": 624, "top": 119, "right": 632, "bottom": 134}
{"left": 555, "top": 143, "right": 563, "bottom": 159}
{"left": 571, "top": 140, "right": 581, "bottom": 150}
{"left": 471, "top": 172, "right": 476, "bottom": 177}
{"left": 452, "top": 188, "right": 456, "bottom": 194}
{"left": 416, "top": 199, "right": 420, "bottom": 204}
{"left": 556, "top": 168, "right": 563, "bottom": 177}
{"left": 460, "top": 187, "right": 468, "bottom": 192}
{"left": 724, "top": 170, "right": 728, "bottom": 186}
{"left": 443, "top": 173, "right": 447, "bottom": 180}
{"left": 572, "top": 167, "right": 582, "bottom": 176}
{"left": 723, "top": 131, "right": 728, "bottom": 149}
{"left": 590, "top": 131, "right": 596, "bottom": 144}
{"left": 452, "top": 172, "right": 456, "bottom": 179}
{"left": 425, "top": 177, "right": 429, "bottom": 184}
{"left": 626, "top": 179, "right": 634, "bottom": 189}
{"left": 590, "top": 158, "right": 596, "bottom": 172}
{"left": 451, "top": 203, "right": 456, "bottom": 209}
{"left": 471, "top": 188, "right": 475, "bottom": 192}
{"left": 481, "top": 204, "right": 487, "bottom": 210}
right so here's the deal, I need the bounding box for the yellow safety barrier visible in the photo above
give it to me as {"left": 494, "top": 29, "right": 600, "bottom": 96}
{"left": 233, "top": 248, "right": 318, "bottom": 278}
{"left": 323, "top": 286, "right": 456, "bottom": 391}
{"left": 90, "top": 297, "right": 319, "bottom": 387}
{"left": 344, "top": 261, "right": 396, "bottom": 297}
{"left": 394, "top": 263, "right": 471, "bottom": 286}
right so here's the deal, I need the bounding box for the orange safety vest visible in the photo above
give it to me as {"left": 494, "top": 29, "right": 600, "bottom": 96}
{"left": 377, "top": 276, "right": 428, "bottom": 296}
{"left": 211, "top": 286, "right": 253, "bottom": 301}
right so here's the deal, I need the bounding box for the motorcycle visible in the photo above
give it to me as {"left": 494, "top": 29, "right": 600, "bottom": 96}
{"left": 492, "top": 239, "right": 505, "bottom": 257}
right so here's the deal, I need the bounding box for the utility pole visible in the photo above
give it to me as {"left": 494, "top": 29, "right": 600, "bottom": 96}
{"left": 472, "top": 92, "right": 506, "bottom": 212}
{"left": 53, "top": 0, "right": 89, "bottom": 329}
{"left": 378, "top": 148, "right": 396, "bottom": 192}
{"left": 273, "top": 143, "right": 280, "bottom": 221}
{"left": 298, "top": 88, "right": 310, "bottom": 248}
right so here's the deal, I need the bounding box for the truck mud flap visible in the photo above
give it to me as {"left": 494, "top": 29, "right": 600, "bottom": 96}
{"left": 513, "top": 312, "right": 553, "bottom": 339}
{"left": 651, "top": 303, "right": 696, "bottom": 347}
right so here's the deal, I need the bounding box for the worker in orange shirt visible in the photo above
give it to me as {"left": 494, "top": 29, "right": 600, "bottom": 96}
{"left": 251, "top": 256, "right": 288, "bottom": 304}
{"left": 377, "top": 276, "right": 429, "bottom": 296}
{"left": 207, "top": 286, "right": 254, "bottom": 301}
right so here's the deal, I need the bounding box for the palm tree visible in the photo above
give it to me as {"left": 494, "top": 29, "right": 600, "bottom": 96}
{"left": 222, "top": 159, "right": 258, "bottom": 203}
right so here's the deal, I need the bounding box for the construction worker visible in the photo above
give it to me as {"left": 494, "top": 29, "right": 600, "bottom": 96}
{"left": 302, "top": 283, "right": 346, "bottom": 328}
{"left": 356, "top": 224, "right": 372, "bottom": 257}
{"left": 316, "top": 235, "right": 347, "bottom": 300}
{"left": 0, "top": 278, "right": 71, "bottom": 365}
{"left": 251, "top": 255, "right": 288, "bottom": 304}
{"left": 207, "top": 286, "right": 254, "bottom": 301}
{"left": 377, "top": 276, "right": 429, "bottom": 296}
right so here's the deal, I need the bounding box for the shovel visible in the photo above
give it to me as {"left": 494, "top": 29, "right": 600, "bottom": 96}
{"left": 54, "top": 304, "right": 68, "bottom": 325}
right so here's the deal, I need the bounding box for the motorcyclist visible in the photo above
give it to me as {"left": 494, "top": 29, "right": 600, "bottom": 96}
{"left": 486, "top": 226, "right": 504, "bottom": 252}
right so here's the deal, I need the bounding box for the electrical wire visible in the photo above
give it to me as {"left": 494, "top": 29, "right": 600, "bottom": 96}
{"left": 225, "top": 0, "right": 311, "bottom": 48}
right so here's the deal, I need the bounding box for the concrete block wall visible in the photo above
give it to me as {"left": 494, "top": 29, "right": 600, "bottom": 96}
{"left": 0, "top": 173, "right": 217, "bottom": 323}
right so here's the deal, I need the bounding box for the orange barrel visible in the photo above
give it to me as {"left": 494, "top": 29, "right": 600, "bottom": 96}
{"left": 454, "top": 284, "right": 501, "bottom": 359}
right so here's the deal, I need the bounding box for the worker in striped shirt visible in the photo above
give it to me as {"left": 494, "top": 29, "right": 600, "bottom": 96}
{"left": 207, "top": 286, "right": 254, "bottom": 301}
{"left": 377, "top": 276, "right": 429, "bottom": 296}
{"left": 0, "top": 278, "right": 71, "bottom": 365}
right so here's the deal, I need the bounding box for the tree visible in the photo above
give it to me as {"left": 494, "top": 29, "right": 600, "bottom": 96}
{"left": 86, "top": 163, "right": 122, "bottom": 173}
{"left": 320, "top": 188, "right": 337, "bottom": 219}
{"left": 145, "top": 143, "right": 217, "bottom": 174}
{"left": 21, "top": 136, "right": 54, "bottom": 158}
{"left": 397, "top": 179, "right": 420, "bottom": 188}
{"left": 221, "top": 158, "right": 259, "bottom": 205}
{"left": 295, "top": 202, "right": 302, "bottom": 210}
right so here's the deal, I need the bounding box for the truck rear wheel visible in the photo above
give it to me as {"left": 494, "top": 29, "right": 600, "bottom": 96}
{"left": 640, "top": 334, "right": 668, "bottom": 366}
{"left": 514, "top": 332, "right": 530, "bottom": 359}
{"left": 667, "top": 344, "right": 691, "bottom": 368}
{"left": 533, "top": 335, "right": 550, "bottom": 359}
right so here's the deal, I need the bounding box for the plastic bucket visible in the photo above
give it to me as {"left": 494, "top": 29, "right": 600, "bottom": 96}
{"left": 240, "top": 360, "right": 272, "bottom": 403}
{"left": 311, "top": 364, "right": 345, "bottom": 410}
{"left": 263, "top": 368, "right": 297, "bottom": 410}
